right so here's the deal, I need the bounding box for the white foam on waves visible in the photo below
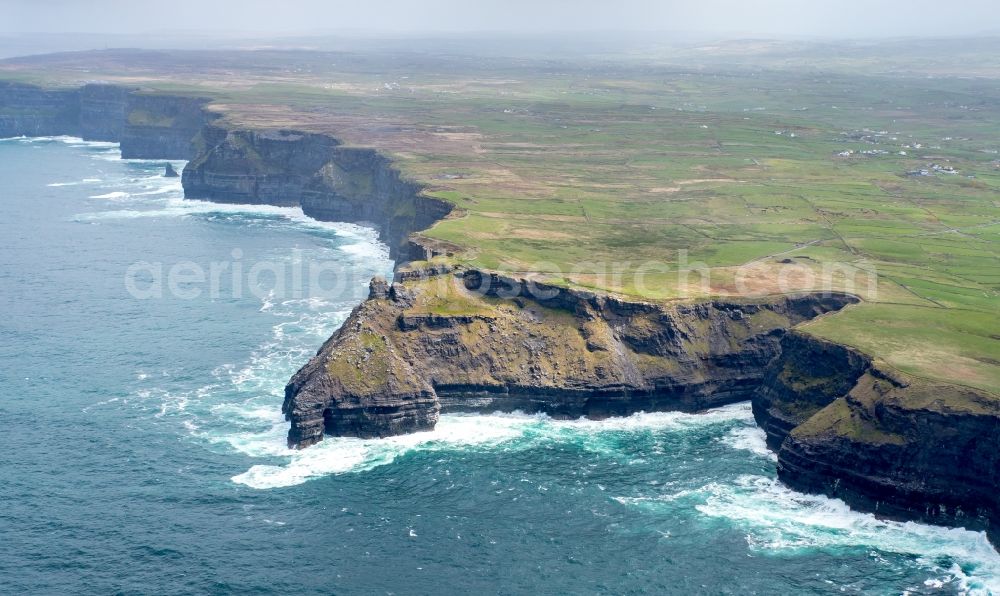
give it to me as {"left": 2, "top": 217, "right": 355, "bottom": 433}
{"left": 76, "top": 196, "right": 386, "bottom": 260}
{"left": 718, "top": 425, "right": 777, "bottom": 461}
{"left": 690, "top": 474, "right": 1000, "bottom": 594}
{"left": 2, "top": 135, "right": 89, "bottom": 143}
{"left": 90, "top": 191, "right": 132, "bottom": 200}
{"left": 48, "top": 179, "right": 102, "bottom": 187}
{"left": 2, "top": 135, "right": 122, "bottom": 151}
{"left": 229, "top": 413, "right": 530, "bottom": 489}
{"left": 58, "top": 138, "right": 385, "bottom": 260}
{"left": 612, "top": 465, "right": 1000, "bottom": 593}
{"left": 609, "top": 418, "right": 1000, "bottom": 593}
{"left": 227, "top": 404, "right": 755, "bottom": 490}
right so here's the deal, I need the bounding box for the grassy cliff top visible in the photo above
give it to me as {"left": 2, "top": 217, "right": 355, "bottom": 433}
{"left": 3, "top": 41, "right": 997, "bottom": 393}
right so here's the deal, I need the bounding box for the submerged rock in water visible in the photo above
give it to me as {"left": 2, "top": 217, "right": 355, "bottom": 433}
{"left": 164, "top": 163, "right": 179, "bottom": 177}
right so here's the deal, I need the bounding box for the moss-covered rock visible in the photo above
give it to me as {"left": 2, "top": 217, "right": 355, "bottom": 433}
{"left": 752, "top": 331, "right": 871, "bottom": 449}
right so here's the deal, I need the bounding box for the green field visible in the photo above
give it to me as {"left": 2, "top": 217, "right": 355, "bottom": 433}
{"left": 4, "top": 40, "right": 998, "bottom": 392}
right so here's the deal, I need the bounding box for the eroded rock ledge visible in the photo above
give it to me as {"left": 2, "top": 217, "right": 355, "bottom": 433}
{"left": 282, "top": 270, "right": 858, "bottom": 447}
{"left": 755, "top": 330, "right": 1000, "bottom": 546}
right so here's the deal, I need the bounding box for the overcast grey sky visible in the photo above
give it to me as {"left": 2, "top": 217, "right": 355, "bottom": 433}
{"left": 3, "top": 0, "right": 998, "bottom": 38}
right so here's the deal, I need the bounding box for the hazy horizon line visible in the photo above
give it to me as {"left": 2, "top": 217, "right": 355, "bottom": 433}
{"left": 4, "top": 29, "right": 1000, "bottom": 46}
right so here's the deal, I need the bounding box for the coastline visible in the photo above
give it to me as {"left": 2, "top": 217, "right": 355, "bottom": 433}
{"left": 2, "top": 79, "right": 997, "bottom": 550}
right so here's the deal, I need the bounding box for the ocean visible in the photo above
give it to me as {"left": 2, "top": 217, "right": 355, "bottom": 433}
{"left": 1, "top": 136, "right": 998, "bottom": 594}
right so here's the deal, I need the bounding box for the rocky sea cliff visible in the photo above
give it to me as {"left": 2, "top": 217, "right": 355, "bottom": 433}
{"left": 283, "top": 271, "right": 857, "bottom": 447}
{"left": 2, "top": 80, "right": 996, "bottom": 548}
{"left": 182, "top": 125, "right": 453, "bottom": 259}
{"left": 757, "top": 331, "right": 1000, "bottom": 545}
{"left": 0, "top": 81, "right": 211, "bottom": 158}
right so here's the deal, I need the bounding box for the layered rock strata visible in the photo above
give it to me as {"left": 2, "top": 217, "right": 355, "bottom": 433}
{"left": 282, "top": 270, "right": 857, "bottom": 447}
{"left": 755, "top": 330, "right": 1000, "bottom": 545}
{"left": 0, "top": 81, "right": 81, "bottom": 137}
{"left": 0, "top": 81, "right": 210, "bottom": 159}
{"left": 120, "top": 92, "right": 210, "bottom": 159}
{"left": 182, "top": 126, "right": 452, "bottom": 257}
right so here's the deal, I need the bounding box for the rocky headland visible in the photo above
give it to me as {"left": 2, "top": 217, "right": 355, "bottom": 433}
{"left": 282, "top": 270, "right": 857, "bottom": 446}
{"left": 2, "top": 80, "right": 996, "bottom": 547}
{"left": 756, "top": 330, "right": 1000, "bottom": 545}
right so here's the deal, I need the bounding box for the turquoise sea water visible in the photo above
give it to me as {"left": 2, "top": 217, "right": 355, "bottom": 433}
{"left": 1, "top": 137, "right": 998, "bottom": 594}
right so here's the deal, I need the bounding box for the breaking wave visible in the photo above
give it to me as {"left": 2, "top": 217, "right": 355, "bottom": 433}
{"left": 227, "top": 405, "right": 755, "bottom": 490}
{"left": 613, "top": 474, "right": 1000, "bottom": 594}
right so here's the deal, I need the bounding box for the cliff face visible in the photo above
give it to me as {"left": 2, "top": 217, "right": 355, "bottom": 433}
{"left": 0, "top": 82, "right": 210, "bottom": 159}
{"left": 752, "top": 331, "right": 870, "bottom": 450}
{"left": 78, "top": 84, "right": 133, "bottom": 142}
{"left": 0, "top": 82, "right": 80, "bottom": 137}
{"left": 755, "top": 331, "right": 1000, "bottom": 546}
{"left": 182, "top": 126, "right": 340, "bottom": 205}
{"left": 1, "top": 82, "right": 449, "bottom": 256}
{"left": 182, "top": 126, "right": 452, "bottom": 257}
{"left": 301, "top": 147, "right": 453, "bottom": 256}
{"left": 282, "top": 270, "right": 857, "bottom": 448}
{"left": 120, "top": 92, "right": 211, "bottom": 159}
